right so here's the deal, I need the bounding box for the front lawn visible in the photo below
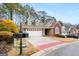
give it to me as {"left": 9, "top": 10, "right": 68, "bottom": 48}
{"left": 52, "top": 37, "right": 79, "bottom": 43}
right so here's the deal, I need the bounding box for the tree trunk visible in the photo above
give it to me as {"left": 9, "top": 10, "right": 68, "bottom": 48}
{"left": 9, "top": 9, "right": 13, "bottom": 20}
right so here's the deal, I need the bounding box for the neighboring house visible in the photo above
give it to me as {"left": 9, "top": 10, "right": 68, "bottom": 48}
{"left": 61, "top": 23, "right": 72, "bottom": 35}
{"left": 68, "top": 27, "right": 77, "bottom": 35}
{"left": 61, "top": 24, "right": 78, "bottom": 35}
{"left": 77, "top": 29, "right": 79, "bottom": 34}
{"left": 61, "top": 26, "right": 70, "bottom": 35}
{"left": 61, "top": 26, "right": 66, "bottom": 35}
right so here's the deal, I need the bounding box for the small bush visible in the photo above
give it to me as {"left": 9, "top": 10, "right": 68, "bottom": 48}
{"left": 53, "top": 34, "right": 65, "bottom": 38}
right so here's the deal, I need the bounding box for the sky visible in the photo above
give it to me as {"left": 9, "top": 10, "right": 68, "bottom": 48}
{"left": 26, "top": 3, "right": 79, "bottom": 25}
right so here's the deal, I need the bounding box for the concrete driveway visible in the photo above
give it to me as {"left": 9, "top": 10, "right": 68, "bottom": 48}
{"left": 28, "top": 37, "right": 62, "bottom": 46}
{"left": 28, "top": 37, "right": 64, "bottom": 51}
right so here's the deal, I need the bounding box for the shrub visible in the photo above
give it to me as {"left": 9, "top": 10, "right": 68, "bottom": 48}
{"left": 4, "top": 20, "right": 19, "bottom": 33}
{"left": 53, "top": 34, "right": 65, "bottom": 38}
{"left": 0, "top": 19, "right": 19, "bottom": 33}
{"left": 0, "top": 24, "right": 10, "bottom": 32}
{"left": 0, "top": 19, "right": 19, "bottom": 43}
{"left": 0, "top": 31, "right": 13, "bottom": 43}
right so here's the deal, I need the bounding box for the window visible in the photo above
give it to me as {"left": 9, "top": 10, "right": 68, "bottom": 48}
{"left": 55, "top": 27, "right": 60, "bottom": 34}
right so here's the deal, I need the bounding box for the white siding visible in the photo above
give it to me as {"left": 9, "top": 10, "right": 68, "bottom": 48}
{"left": 27, "top": 31, "right": 42, "bottom": 37}
{"left": 25, "top": 28, "right": 42, "bottom": 37}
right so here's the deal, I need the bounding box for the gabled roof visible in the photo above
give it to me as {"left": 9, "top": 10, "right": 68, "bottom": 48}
{"left": 50, "top": 21, "right": 62, "bottom": 27}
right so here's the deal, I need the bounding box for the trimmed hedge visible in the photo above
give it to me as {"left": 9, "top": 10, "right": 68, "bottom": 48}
{"left": 53, "top": 34, "right": 65, "bottom": 38}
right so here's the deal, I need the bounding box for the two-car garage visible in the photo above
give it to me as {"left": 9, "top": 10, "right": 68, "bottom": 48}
{"left": 24, "top": 27, "right": 54, "bottom": 37}
{"left": 25, "top": 28, "right": 43, "bottom": 37}
{"left": 27, "top": 31, "right": 42, "bottom": 37}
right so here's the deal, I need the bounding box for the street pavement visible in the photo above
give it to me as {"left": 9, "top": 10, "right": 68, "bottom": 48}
{"left": 45, "top": 42, "right": 79, "bottom": 56}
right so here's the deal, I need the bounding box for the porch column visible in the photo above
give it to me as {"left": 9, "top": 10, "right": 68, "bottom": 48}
{"left": 42, "top": 28, "right": 45, "bottom": 36}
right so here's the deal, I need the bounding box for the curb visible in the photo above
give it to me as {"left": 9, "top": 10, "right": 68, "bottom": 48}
{"left": 31, "top": 41, "right": 79, "bottom": 56}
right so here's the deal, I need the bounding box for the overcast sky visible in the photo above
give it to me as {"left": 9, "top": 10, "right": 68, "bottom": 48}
{"left": 26, "top": 3, "right": 79, "bottom": 25}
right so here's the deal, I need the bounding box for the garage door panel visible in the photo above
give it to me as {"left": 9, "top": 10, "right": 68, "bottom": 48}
{"left": 27, "top": 31, "right": 42, "bottom": 37}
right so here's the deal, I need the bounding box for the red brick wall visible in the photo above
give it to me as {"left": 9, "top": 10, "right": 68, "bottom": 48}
{"left": 52, "top": 22, "right": 62, "bottom": 35}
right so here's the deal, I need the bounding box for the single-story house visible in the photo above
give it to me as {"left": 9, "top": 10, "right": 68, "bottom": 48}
{"left": 61, "top": 25, "right": 78, "bottom": 35}
{"left": 22, "top": 20, "right": 62, "bottom": 37}
{"left": 68, "top": 27, "right": 78, "bottom": 35}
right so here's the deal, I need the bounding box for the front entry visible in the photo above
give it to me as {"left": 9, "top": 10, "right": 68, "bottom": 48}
{"left": 45, "top": 29, "right": 52, "bottom": 36}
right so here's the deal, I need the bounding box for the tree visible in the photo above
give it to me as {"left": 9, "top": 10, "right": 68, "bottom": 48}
{"left": 46, "top": 16, "right": 57, "bottom": 22}
{"left": 37, "top": 11, "right": 47, "bottom": 23}
{"left": 0, "top": 3, "right": 25, "bottom": 20}
{"left": 52, "top": 17, "right": 57, "bottom": 22}
{"left": 32, "top": 20, "right": 36, "bottom": 26}
{"left": 37, "top": 11, "right": 47, "bottom": 17}
{"left": 24, "top": 4, "right": 39, "bottom": 26}
{"left": 75, "top": 24, "right": 79, "bottom": 29}
{"left": 58, "top": 21, "right": 63, "bottom": 26}
{"left": 40, "top": 16, "right": 45, "bottom": 23}
{"left": 63, "top": 22, "right": 73, "bottom": 30}
{"left": 24, "top": 5, "right": 38, "bottom": 18}
{"left": 0, "top": 5, "right": 8, "bottom": 19}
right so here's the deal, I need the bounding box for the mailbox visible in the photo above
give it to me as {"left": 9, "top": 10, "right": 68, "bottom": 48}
{"left": 13, "top": 33, "right": 28, "bottom": 48}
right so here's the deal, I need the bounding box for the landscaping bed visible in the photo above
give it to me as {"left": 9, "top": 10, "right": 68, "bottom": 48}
{"left": 52, "top": 37, "right": 79, "bottom": 43}
{"left": 53, "top": 34, "right": 65, "bottom": 38}
{"left": 51, "top": 34, "right": 79, "bottom": 43}
{"left": 8, "top": 42, "right": 38, "bottom": 56}
{"left": 0, "top": 31, "right": 13, "bottom": 43}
